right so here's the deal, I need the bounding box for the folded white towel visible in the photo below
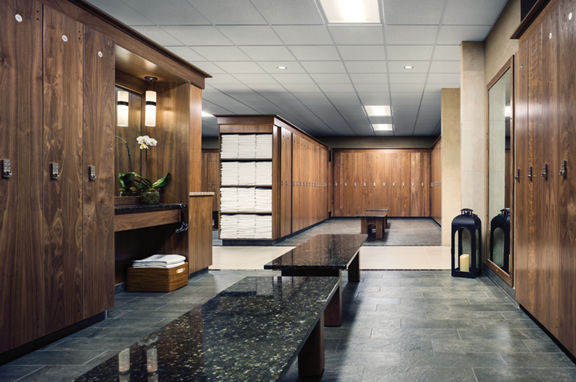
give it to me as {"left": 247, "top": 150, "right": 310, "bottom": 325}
{"left": 133, "top": 254, "right": 186, "bottom": 265}
{"left": 132, "top": 261, "right": 186, "bottom": 269}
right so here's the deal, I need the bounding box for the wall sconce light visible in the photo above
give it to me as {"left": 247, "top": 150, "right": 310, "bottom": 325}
{"left": 116, "top": 90, "right": 129, "bottom": 127}
{"left": 144, "top": 76, "right": 157, "bottom": 127}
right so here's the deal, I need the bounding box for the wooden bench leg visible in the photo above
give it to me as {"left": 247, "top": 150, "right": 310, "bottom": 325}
{"left": 324, "top": 283, "right": 342, "bottom": 327}
{"left": 298, "top": 315, "right": 325, "bottom": 377}
{"left": 348, "top": 253, "right": 360, "bottom": 282}
{"left": 361, "top": 218, "right": 368, "bottom": 234}
{"left": 375, "top": 219, "right": 384, "bottom": 240}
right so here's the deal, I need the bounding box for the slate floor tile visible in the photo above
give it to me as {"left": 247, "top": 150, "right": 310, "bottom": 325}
{"left": 0, "top": 365, "right": 42, "bottom": 382}
{"left": 473, "top": 367, "right": 576, "bottom": 382}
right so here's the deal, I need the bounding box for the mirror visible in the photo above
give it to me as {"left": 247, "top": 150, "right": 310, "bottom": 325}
{"left": 487, "top": 60, "right": 513, "bottom": 285}
{"left": 115, "top": 86, "right": 143, "bottom": 195}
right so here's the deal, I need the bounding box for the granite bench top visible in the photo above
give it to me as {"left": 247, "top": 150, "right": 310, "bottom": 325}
{"left": 264, "top": 234, "right": 368, "bottom": 271}
{"left": 75, "top": 276, "right": 339, "bottom": 382}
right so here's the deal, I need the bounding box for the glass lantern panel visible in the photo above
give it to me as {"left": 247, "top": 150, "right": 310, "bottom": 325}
{"left": 491, "top": 227, "right": 506, "bottom": 270}
{"left": 455, "top": 228, "right": 472, "bottom": 270}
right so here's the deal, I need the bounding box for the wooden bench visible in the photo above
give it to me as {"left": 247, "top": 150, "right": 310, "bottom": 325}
{"left": 361, "top": 209, "right": 389, "bottom": 240}
{"left": 75, "top": 276, "right": 339, "bottom": 380}
{"left": 264, "top": 234, "right": 367, "bottom": 326}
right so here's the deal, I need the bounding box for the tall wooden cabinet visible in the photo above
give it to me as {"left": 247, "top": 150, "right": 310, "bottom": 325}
{"left": 513, "top": 0, "right": 576, "bottom": 357}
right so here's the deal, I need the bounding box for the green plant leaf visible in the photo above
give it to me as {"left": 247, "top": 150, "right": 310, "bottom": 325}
{"left": 152, "top": 173, "right": 171, "bottom": 189}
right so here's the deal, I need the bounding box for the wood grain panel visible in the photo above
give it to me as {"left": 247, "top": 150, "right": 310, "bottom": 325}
{"left": 557, "top": 0, "right": 576, "bottom": 356}
{"left": 201, "top": 149, "right": 220, "bottom": 211}
{"left": 82, "top": 26, "right": 115, "bottom": 318}
{"left": 280, "top": 128, "right": 292, "bottom": 237}
{"left": 43, "top": 5, "right": 84, "bottom": 333}
{"left": 0, "top": 0, "right": 45, "bottom": 353}
{"left": 431, "top": 139, "right": 442, "bottom": 224}
{"left": 115, "top": 209, "right": 180, "bottom": 232}
{"left": 189, "top": 85, "right": 202, "bottom": 192}
{"left": 188, "top": 195, "right": 213, "bottom": 273}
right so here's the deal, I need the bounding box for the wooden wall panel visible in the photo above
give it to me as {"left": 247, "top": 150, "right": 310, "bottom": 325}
{"left": 430, "top": 139, "right": 442, "bottom": 224}
{"left": 188, "top": 195, "right": 213, "bottom": 273}
{"left": 82, "top": 27, "right": 115, "bottom": 318}
{"left": 189, "top": 85, "right": 203, "bottom": 192}
{"left": 333, "top": 149, "right": 431, "bottom": 217}
{"left": 0, "top": 0, "right": 45, "bottom": 353}
{"left": 201, "top": 149, "right": 220, "bottom": 211}
{"left": 43, "top": 6, "right": 85, "bottom": 333}
{"left": 280, "top": 128, "right": 292, "bottom": 236}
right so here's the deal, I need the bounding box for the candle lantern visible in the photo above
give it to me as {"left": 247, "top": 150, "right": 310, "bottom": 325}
{"left": 490, "top": 208, "right": 510, "bottom": 273}
{"left": 451, "top": 208, "right": 482, "bottom": 278}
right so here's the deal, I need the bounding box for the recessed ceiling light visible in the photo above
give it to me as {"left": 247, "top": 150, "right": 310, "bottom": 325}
{"left": 202, "top": 111, "right": 214, "bottom": 118}
{"left": 277, "top": 65, "right": 287, "bottom": 70}
{"left": 319, "top": 0, "right": 380, "bottom": 23}
{"left": 364, "top": 105, "right": 391, "bottom": 117}
{"left": 373, "top": 124, "right": 393, "bottom": 131}
{"left": 404, "top": 65, "right": 414, "bottom": 70}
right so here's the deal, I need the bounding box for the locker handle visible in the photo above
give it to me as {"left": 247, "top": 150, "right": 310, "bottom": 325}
{"left": 50, "top": 162, "right": 60, "bottom": 180}
{"left": 541, "top": 163, "right": 548, "bottom": 180}
{"left": 560, "top": 160, "right": 567, "bottom": 178}
{"left": 88, "top": 165, "right": 97, "bottom": 181}
{"left": 1, "top": 159, "right": 12, "bottom": 179}
{"left": 527, "top": 167, "right": 533, "bottom": 181}
{"left": 515, "top": 168, "right": 520, "bottom": 181}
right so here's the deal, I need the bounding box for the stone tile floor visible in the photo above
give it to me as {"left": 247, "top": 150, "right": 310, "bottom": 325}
{"left": 1, "top": 270, "right": 575, "bottom": 382}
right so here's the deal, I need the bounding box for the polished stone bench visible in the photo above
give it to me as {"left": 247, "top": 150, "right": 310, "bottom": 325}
{"left": 74, "top": 276, "right": 339, "bottom": 381}
{"left": 264, "top": 234, "right": 367, "bottom": 326}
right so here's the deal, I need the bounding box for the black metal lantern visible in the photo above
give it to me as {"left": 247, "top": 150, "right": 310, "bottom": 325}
{"left": 451, "top": 208, "right": 482, "bottom": 278}
{"left": 490, "top": 208, "right": 510, "bottom": 273}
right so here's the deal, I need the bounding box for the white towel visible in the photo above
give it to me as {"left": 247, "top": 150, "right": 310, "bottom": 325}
{"left": 132, "top": 261, "right": 186, "bottom": 269}
{"left": 133, "top": 254, "right": 185, "bottom": 265}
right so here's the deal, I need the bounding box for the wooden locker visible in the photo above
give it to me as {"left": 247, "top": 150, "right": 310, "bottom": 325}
{"left": 281, "top": 128, "right": 292, "bottom": 237}
{"left": 410, "top": 152, "right": 431, "bottom": 217}
{"left": 43, "top": 6, "right": 85, "bottom": 333}
{"left": 557, "top": 0, "right": 576, "bottom": 356}
{"left": 0, "top": 0, "right": 45, "bottom": 353}
{"left": 82, "top": 27, "right": 115, "bottom": 319}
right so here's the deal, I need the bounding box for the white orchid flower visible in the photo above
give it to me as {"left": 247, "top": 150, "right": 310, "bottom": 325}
{"left": 136, "top": 135, "right": 158, "bottom": 150}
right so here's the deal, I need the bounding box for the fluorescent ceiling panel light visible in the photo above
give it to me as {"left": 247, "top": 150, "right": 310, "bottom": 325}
{"left": 364, "top": 105, "right": 391, "bottom": 117}
{"left": 319, "top": 0, "right": 380, "bottom": 23}
{"left": 276, "top": 65, "right": 288, "bottom": 70}
{"left": 202, "top": 111, "right": 214, "bottom": 118}
{"left": 404, "top": 65, "right": 414, "bottom": 70}
{"left": 372, "top": 124, "right": 393, "bottom": 131}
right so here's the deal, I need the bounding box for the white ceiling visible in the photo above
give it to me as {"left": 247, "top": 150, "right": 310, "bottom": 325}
{"left": 88, "top": 0, "right": 508, "bottom": 137}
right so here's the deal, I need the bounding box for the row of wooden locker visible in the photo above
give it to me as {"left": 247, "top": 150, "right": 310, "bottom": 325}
{"left": 333, "top": 150, "right": 431, "bottom": 217}
{"left": 514, "top": 0, "right": 576, "bottom": 358}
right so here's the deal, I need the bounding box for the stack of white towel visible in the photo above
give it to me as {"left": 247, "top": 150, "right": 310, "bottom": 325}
{"left": 132, "top": 254, "right": 186, "bottom": 268}
{"left": 220, "top": 134, "right": 272, "bottom": 159}
{"left": 238, "top": 162, "right": 256, "bottom": 185}
{"left": 255, "top": 188, "right": 272, "bottom": 212}
{"left": 220, "top": 214, "right": 272, "bottom": 239}
{"left": 221, "top": 162, "right": 239, "bottom": 186}
{"left": 221, "top": 162, "right": 271, "bottom": 186}
{"left": 220, "top": 188, "right": 272, "bottom": 212}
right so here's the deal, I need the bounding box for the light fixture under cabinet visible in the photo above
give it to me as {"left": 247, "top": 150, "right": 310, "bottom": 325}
{"left": 116, "top": 90, "right": 129, "bottom": 127}
{"left": 145, "top": 90, "right": 157, "bottom": 127}
{"left": 318, "top": 0, "right": 380, "bottom": 23}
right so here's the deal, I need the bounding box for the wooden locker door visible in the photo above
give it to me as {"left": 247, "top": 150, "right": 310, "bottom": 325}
{"left": 43, "top": 6, "right": 84, "bottom": 332}
{"left": 538, "top": 7, "right": 560, "bottom": 336}
{"left": 280, "top": 128, "right": 292, "bottom": 237}
{"left": 422, "top": 152, "right": 431, "bottom": 217}
{"left": 0, "top": 0, "right": 45, "bottom": 352}
{"left": 514, "top": 34, "right": 532, "bottom": 314}
{"left": 82, "top": 27, "right": 115, "bottom": 318}
{"left": 557, "top": 0, "right": 576, "bottom": 356}
{"left": 382, "top": 152, "right": 392, "bottom": 213}
{"left": 410, "top": 152, "right": 424, "bottom": 216}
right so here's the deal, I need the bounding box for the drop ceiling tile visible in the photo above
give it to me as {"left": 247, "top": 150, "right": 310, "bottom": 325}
{"left": 357, "top": 92, "right": 391, "bottom": 105}
{"left": 283, "top": 83, "right": 322, "bottom": 92}
{"left": 442, "top": 0, "right": 508, "bottom": 25}
{"left": 218, "top": 26, "right": 283, "bottom": 45}
{"left": 390, "top": 92, "right": 422, "bottom": 105}
{"left": 289, "top": 46, "right": 340, "bottom": 61}
{"left": 206, "top": 74, "right": 241, "bottom": 85}
{"left": 191, "top": 46, "right": 251, "bottom": 61}
{"left": 121, "top": 0, "right": 209, "bottom": 25}
{"left": 429, "top": 61, "right": 460, "bottom": 73}
{"left": 383, "top": 0, "right": 444, "bottom": 24}
{"left": 257, "top": 61, "right": 306, "bottom": 74}
{"left": 189, "top": 62, "right": 226, "bottom": 74}
{"left": 301, "top": 61, "right": 346, "bottom": 73}
{"left": 328, "top": 25, "right": 384, "bottom": 45}
{"left": 355, "top": 83, "right": 390, "bottom": 93}
{"left": 338, "top": 46, "right": 387, "bottom": 61}
{"left": 213, "top": 62, "right": 265, "bottom": 74}
{"left": 89, "top": 0, "right": 154, "bottom": 25}
{"left": 385, "top": 26, "right": 438, "bottom": 45}
{"left": 433, "top": 46, "right": 461, "bottom": 61}
{"left": 344, "top": 61, "right": 388, "bottom": 73}
{"left": 239, "top": 46, "right": 295, "bottom": 61}
{"left": 310, "top": 73, "right": 350, "bottom": 84}
{"left": 233, "top": 73, "right": 278, "bottom": 84}
{"left": 389, "top": 73, "right": 427, "bottom": 84}
{"left": 251, "top": 0, "right": 324, "bottom": 24}
{"left": 273, "top": 26, "right": 332, "bottom": 45}
{"left": 386, "top": 46, "right": 434, "bottom": 61}
{"left": 437, "top": 26, "right": 492, "bottom": 45}
{"left": 390, "top": 83, "right": 425, "bottom": 93}
{"left": 388, "top": 61, "right": 430, "bottom": 73}
{"left": 132, "top": 27, "right": 182, "bottom": 45}
{"left": 427, "top": 73, "right": 461, "bottom": 84}
{"left": 317, "top": 83, "right": 356, "bottom": 93}
{"left": 163, "top": 26, "right": 231, "bottom": 46}
{"left": 165, "top": 46, "right": 206, "bottom": 61}
{"left": 272, "top": 73, "right": 314, "bottom": 84}
{"left": 349, "top": 73, "right": 389, "bottom": 84}
{"left": 187, "top": 0, "right": 267, "bottom": 25}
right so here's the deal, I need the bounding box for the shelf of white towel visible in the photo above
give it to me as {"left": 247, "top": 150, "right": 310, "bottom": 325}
{"left": 220, "top": 211, "right": 272, "bottom": 214}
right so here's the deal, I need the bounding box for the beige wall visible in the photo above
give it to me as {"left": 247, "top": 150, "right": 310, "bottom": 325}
{"left": 485, "top": 0, "right": 521, "bottom": 84}
{"left": 441, "top": 88, "right": 461, "bottom": 246}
